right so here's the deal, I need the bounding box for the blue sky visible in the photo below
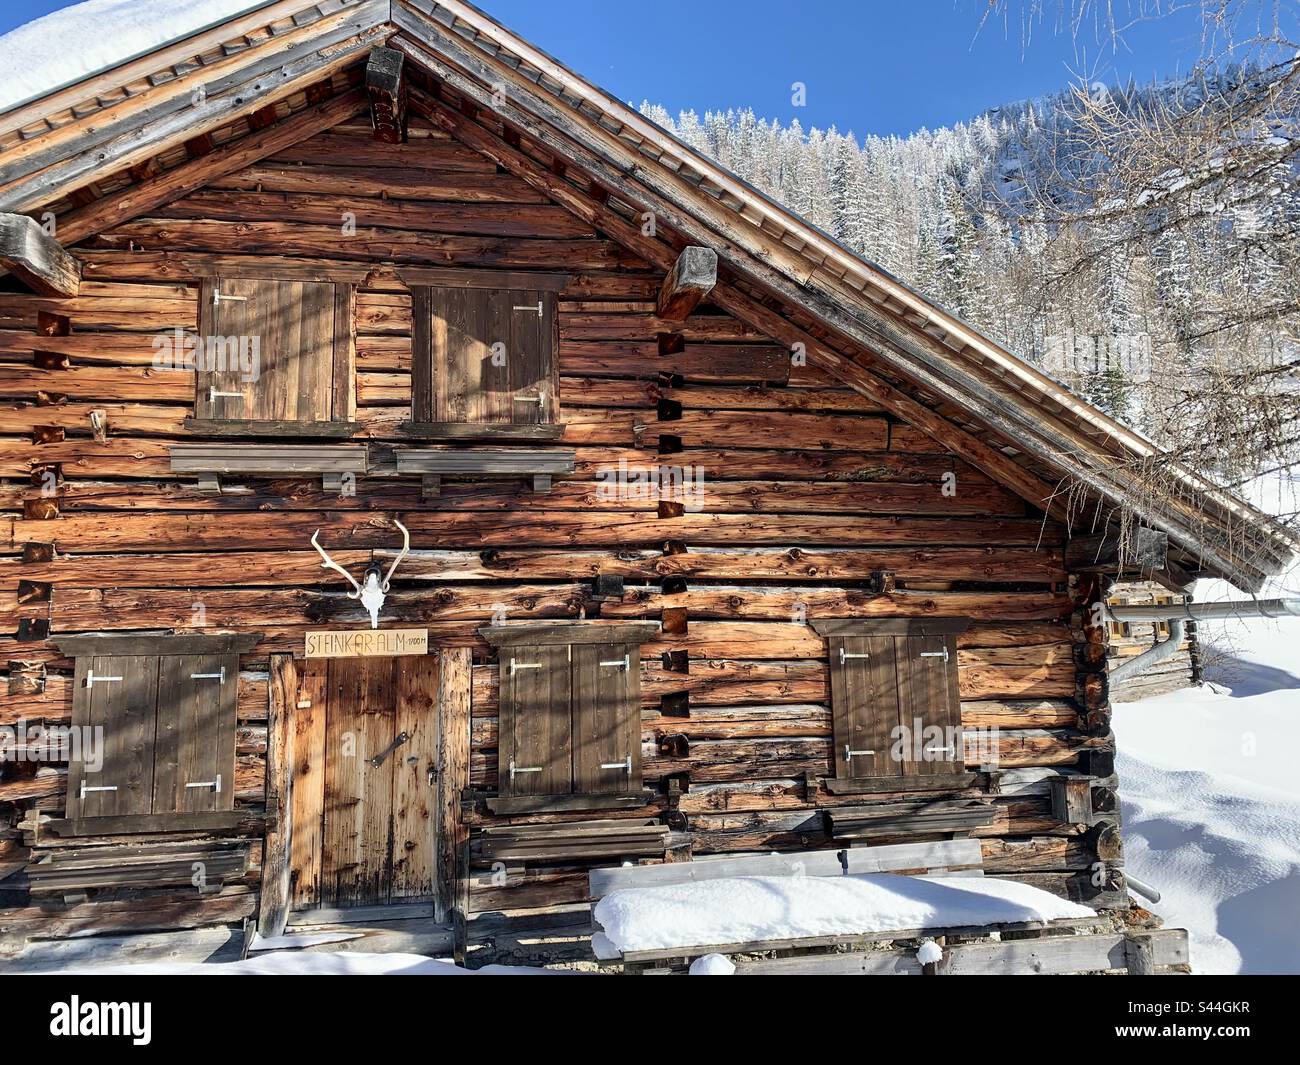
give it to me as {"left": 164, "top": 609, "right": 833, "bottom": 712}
{"left": 0, "top": 0, "right": 1211, "bottom": 137}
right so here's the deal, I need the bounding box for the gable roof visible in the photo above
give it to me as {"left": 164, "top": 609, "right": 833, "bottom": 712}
{"left": 2, "top": 0, "right": 1295, "bottom": 591}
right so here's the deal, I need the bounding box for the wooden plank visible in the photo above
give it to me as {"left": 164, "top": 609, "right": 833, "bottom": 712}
{"left": 289, "top": 658, "right": 328, "bottom": 910}
{"left": 169, "top": 444, "right": 370, "bottom": 475}
{"left": 480, "top": 622, "right": 660, "bottom": 647}
{"left": 55, "top": 634, "right": 259, "bottom": 657}
{"left": 258, "top": 652, "right": 296, "bottom": 939}
{"left": 0, "top": 213, "right": 81, "bottom": 296}
{"left": 434, "top": 647, "right": 471, "bottom": 923}
{"left": 391, "top": 654, "right": 438, "bottom": 900}
{"left": 393, "top": 448, "right": 575, "bottom": 476}
{"left": 733, "top": 928, "right": 1189, "bottom": 974}
{"left": 841, "top": 838, "right": 983, "bottom": 874}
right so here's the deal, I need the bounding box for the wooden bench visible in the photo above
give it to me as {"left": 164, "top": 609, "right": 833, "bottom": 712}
{"left": 587, "top": 840, "right": 1184, "bottom": 975}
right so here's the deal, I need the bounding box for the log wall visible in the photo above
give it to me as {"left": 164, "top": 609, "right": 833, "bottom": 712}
{"left": 0, "top": 115, "right": 1124, "bottom": 946}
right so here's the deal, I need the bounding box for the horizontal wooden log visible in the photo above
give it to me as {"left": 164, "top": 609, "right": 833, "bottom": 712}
{"left": 10, "top": 509, "right": 1065, "bottom": 553}
{"left": 0, "top": 214, "right": 81, "bottom": 297}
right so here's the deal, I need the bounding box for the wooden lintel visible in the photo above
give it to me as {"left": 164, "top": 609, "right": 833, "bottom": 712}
{"left": 0, "top": 213, "right": 82, "bottom": 296}
{"left": 657, "top": 245, "right": 718, "bottom": 321}
{"left": 1064, "top": 527, "right": 1168, "bottom": 575}
{"left": 479, "top": 621, "right": 660, "bottom": 648}
{"left": 366, "top": 45, "right": 407, "bottom": 143}
{"left": 55, "top": 632, "right": 261, "bottom": 657}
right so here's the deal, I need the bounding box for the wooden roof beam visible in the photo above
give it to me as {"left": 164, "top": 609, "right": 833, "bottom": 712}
{"left": 0, "top": 213, "right": 82, "bottom": 296}
{"left": 49, "top": 89, "right": 367, "bottom": 249}
{"left": 366, "top": 45, "right": 408, "bottom": 143}
{"left": 657, "top": 246, "right": 717, "bottom": 321}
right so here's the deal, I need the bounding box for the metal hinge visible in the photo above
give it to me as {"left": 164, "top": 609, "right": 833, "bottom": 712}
{"left": 213, "top": 290, "right": 248, "bottom": 307}
{"left": 600, "top": 755, "right": 633, "bottom": 774}
{"left": 185, "top": 774, "right": 222, "bottom": 793}
{"left": 509, "top": 658, "right": 542, "bottom": 676}
{"left": 844, "top": 745, "right": 876, "bottom": 764}
{"left": 599, "top": 654, "right": 630, "bottom": 671}
{"left": 369, "top": 731, "right": 410, "bottom": 769}
{"left": 920, "top": 647, "right": 950, "bottom": 664}
{"left": 208, "top": 386, "right": 245, "bottom": 401}
{"left": 86, "top": 669, "right": 122, "bottom": 688}
{"left": 80, "top": 781, "right": 118, "bottom": 798}
{"left": 513, "top": 300, "right": 544, "bottom": 315}
{"left": 512, "top": 389, "right": 546, "bottom": 407}
{"left": 839, "top": 647, "right": 870, "bottom": 665}
{"left": 509, "top": 759, "right": 542, "bottom": 780}
{"left": 190, "top": 666, "right": 227, "bottom": 683}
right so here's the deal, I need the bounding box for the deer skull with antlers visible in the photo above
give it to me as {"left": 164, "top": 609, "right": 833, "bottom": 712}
{"left": 311, "top": 520, "right": 410, "bottom": 629}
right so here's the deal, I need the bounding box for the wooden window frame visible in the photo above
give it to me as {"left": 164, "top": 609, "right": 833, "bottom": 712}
{"left": 52, "top": 633, "right": 260, "bottom": 836}
{"left": 400, "top": 267, "right": 568, "bottom": 442}
{"left": 811, "top": 618, "right": 976, "bottom": 795}
{"left": 479, "top": 623, "right": 658, "bottom": 814}
{"left": 185, "top": 275, "right": 357, "bottom": 438}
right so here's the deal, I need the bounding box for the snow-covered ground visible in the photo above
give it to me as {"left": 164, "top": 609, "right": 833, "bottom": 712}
{"left": 1113, "top": 479, "right": 1300, "bottom": 974}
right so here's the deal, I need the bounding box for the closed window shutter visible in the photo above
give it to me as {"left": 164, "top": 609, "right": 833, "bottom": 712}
{"left": 895, "top": 634, "right": 965, "bottom": 776}
{"left": 66, "top": 655, "right": 160, "bottom": 818}
{"left": 571, "top": 642, "right": 641, "bottom": 795}
{"left": 152, "top": 654, "right": 238, "bottom": 814}
{"left": 828, "top": 636, "right": 898, "bottom": 780}
{"left": 195, "top": 278, "right": 347, "bottom": 424}
{"left": 498, "top": 643, "right": 572, "bottom": 796}
{"left": 507, "top": 289, "right": 554, "bottom": 425}
{"left": 411, "top": 285, "right": 557, "bottom": 426}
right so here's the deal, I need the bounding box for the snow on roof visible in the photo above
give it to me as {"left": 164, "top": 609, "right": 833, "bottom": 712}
{"left": 592, "top": 873, "right": 1096, "bottom": 956}
{"left": 0, "top": 0, "right": 271, "bottom": 114}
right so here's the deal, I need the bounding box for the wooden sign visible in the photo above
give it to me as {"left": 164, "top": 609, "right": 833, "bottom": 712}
{"left": 304, "top": 629, "right": 429, "bottom": 659}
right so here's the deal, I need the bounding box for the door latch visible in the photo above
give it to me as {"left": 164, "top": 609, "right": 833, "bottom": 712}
{"left": 369, "top": 731, "right": 410, "bottom": 768}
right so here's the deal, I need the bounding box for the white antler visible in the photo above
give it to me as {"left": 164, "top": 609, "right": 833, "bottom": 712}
{"left": 381, "top": 519, "right": 410, "bottom": 593}
{"left": 311, "top": 529, "right": 363, "bottom": 600}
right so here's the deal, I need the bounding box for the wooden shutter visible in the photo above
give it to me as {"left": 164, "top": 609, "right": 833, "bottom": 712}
{"left": 895, "top": 634, "right": 965, "bottom": 777}
{"left": 827, "top": 636, "right": 898, "bottom": 780}
{"left": 506, "top": 289, "right": 556, "bottom": 425}
{"left": 498, "top": 643, "right": 572, "bottom": 797}
{"left": 411, "top": 284, "right": 558, "bottom": 427}
{"left": 152, "top": 654, "right": 238, "bottom": 814}
{"left": 66, "top": 655, "right": 160, "bottom": 819}
{"left": 571, "top": 642, "right": 642, "bottom": 795}
{"left": 195, "top": 277, "right": 352, "bottom": 425}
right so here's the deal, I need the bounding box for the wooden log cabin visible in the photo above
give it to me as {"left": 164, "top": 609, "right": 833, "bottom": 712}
{"left": 0, "top": 0, "right": 1293, "bottom": 970}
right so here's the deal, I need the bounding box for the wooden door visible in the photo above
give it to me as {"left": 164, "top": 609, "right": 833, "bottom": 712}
{"left": 305, "top": 655, "right": 439, "bottom": 908}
